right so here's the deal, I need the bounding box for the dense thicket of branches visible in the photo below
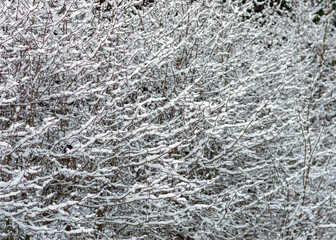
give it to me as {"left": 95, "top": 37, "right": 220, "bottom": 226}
{"left": 1, "top": 0, "right": 335, "bottom": 239}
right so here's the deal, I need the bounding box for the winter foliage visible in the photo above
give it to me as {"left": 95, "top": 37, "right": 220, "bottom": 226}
{"left": 0, "top": 0, "right": 335, "bottom": 239}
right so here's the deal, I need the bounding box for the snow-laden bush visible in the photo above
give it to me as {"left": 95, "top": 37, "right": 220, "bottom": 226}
{"left": 1, "top": 0, "right": 335, "bottom": 239}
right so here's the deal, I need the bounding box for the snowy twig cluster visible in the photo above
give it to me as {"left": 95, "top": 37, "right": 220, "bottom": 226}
{"left": 0, "top": 0, "right": 335, "bottom": 239}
